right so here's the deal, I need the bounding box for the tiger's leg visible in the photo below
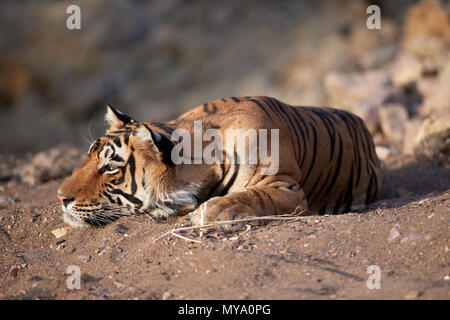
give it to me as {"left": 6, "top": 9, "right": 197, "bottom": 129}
{"left": 189, "top": 180, "right": 308, "bottom": 226}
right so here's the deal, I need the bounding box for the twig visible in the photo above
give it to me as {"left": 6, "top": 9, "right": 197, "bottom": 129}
{"left": 153, "top": 210, "right": 306, "bottom": 244}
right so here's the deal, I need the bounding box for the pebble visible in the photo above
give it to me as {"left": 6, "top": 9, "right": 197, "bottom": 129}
{"left": 162, "top": 292, "right": 172, "bottom": 300}
{"left": 400, "top": 234, "right": 423, "bottom": 243}
{"left": 404, "top": 290, "right": 420, "bottom": 299}
{"left": 9, "top": 265, "right": 19, "bottom": 278}
{"left": 387, "top": 226, "right": 400, "bottom": 242}
{"left": 77, "top": 255, "right": 91, "bottom": 263}
{"left": 444, "top": 275, "right": 449, "bottom": 281}
{"left": 0, "top": 196, "right": 17, "bottom": 205}
{"left": 51, "top": 227, "right": 68, "bottom": 238}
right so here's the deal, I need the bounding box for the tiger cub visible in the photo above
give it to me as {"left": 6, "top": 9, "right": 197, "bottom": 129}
{"left": 57, "top": 96, "right": 382, "bottom": 227}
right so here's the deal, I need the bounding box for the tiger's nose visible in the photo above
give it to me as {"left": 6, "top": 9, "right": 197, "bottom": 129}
{"left": 57, "top": 191, "right": 74, "bottom": 207}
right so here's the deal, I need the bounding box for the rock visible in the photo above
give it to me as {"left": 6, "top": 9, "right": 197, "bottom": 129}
{"left": 390, "top": 55, "right": 424, "bottom": 86}
{"left": 404, "top": 290, "right": 420, "bottom": 299}
{"left": 401, "top": 234, "right": 423, "bottom": 243}
{"left": 77, "top": 255, "right": 91, "bottom": 263}
{"left": 378, "top": 104, "right": 409, "bottom": 146}
{"left": 324, "top": 70, "right": 393, "bottom": 133}
{"left": 51, "top": 227, "right": 68, "bottom": 239}
{"left": 15, "top": 145, "right": 84, "bottom": 185}
{"left": 9, "top": 265, "right": 19, "bottom": 278}
{"left": 0, "top": 196, "right": 17, "bottom": 205}
{"left": 375, "top": 145, "right": 401, "bottom": 161}
{"left": 387, "top": 226, "right": 400, "bottom": 242}
{"left": 419, "top": 61, "right": 450, "bottom": 119}
{"left": 401, "top": 0, "right": 450, "bottom": 76}
{"left": 324, "top": 70, "right": 390, "bottom": 111}
{"left": 161, "top": 291, "right": 172, "bottom": 300}
{"left": 403, "top": 119, "right": 423, "bottom": 154}
{"left": 413, "top": 116, "right": 450, "bottom": 166}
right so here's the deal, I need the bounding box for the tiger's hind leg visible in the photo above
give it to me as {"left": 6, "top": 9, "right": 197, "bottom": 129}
{"left": 188, "top": 179, "right": 309, "bottom": 227}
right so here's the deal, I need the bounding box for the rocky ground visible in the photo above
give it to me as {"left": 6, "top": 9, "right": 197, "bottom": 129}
{"left": 0, "top": 153, "right": 449, "bottom": 300}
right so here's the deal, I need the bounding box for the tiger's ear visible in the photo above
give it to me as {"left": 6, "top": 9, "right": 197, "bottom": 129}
{"left": 133, "top": 125, "right": 174, "bottom": 166}
{"left": 105, "top": 105, "right": 137, "bottom": 128}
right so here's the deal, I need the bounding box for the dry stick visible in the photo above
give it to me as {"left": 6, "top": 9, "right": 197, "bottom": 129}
{"left": 153, "top": 210, "right": 307, "bottom": 244}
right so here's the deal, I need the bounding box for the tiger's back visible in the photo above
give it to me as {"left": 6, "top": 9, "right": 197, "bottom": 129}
{"left": 175, "top": 96, "right": 382, "bottom": 215}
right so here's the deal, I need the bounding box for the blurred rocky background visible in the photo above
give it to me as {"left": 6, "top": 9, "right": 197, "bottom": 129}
{"left": 0, "top": 0, "right": 449, "bottom": 184}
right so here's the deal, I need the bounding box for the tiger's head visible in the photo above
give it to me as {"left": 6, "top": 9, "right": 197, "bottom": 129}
{"left": 57, "top": 106, "right": 199, "bottom": 227}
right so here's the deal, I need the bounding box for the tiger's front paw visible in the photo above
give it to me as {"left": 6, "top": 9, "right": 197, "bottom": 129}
{"left": 188, "top": 197, "right": 255, "bottom": 227}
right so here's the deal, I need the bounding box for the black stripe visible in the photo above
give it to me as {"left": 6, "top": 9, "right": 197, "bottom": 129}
{"left": 365, "top": 174, "right": 374, "bottom": 205}
{"left": 333, "top": 110, "right": 362, "bottom": 187}
{"left": 319, "top": 203, "right": 328, "bottom": 215}
{"left": 248, "top": 98, "right": 273, "bottom": 121}
{"left": 306, "top": 170, "right": 323, "bottom": 199}
{"left": 219, "top": 152, "right": 240, "bottom": 196}
{"left": 249, "top": 189, "right": 265, "bottom": 210}
{"left": 290, "top": 107, "right": 308, "bottom": 167}
{"left": 207, "top": 163, "right": 226, "bottom": 198}
{"left": 323, "top": 133, "right": 343, "bottom": 197}
{"left": 301, "top": 124, "right": 318, "bottom": 186}
{"left": 113, "top": 136, "right": 122, "bottom": 149}
{"left": 332, "top": 192, "right": 344, "bottom": 215}
{"left": 343, "top": 162, "right": 354, "bottom": 212}
{"left": 264, "top": 97, "right": 286, "bottom": 121}
{"left": 123, "top": 132, "right": 129, "bottom": 145}
{"left": 311, "top": 109, "right": 335, "bottom": 161}
{"left": 102, "top": 191, "right": 115, "bottom": 204}
{"left": 243, "top": 165, "right": 258, "bottom": 188}
{"left": 110, "top": 188, "right": 143, "bottom": 207}
{"left": 230, "top": 97, "right": 241, "bottom": 103}
{"left": 269, "top": 98, "right": 303, "bottom": 164}
{"left": 260, "top": 189, "right": 277, "bottom": 215}
{"left": 111, "top": 155, "right": 124, "bottom": 162}
{"left": 128, "top": 154, "right": 137, "bottom": 195}
{"left": 309, "top": 167, "right": 332, "bottom": 205}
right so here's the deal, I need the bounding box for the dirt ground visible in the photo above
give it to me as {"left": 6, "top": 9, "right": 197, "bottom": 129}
{"left": 0, "top": 154, "right": 449, "bottom": 300}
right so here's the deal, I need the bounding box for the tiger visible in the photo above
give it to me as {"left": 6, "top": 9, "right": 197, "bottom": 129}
{"left": 57, "top": 96, "right": 382, "bottom": 228}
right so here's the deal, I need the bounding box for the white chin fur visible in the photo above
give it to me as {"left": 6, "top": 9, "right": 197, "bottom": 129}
{"left": 62, "top": 207, "right": 88, "bottom": 228}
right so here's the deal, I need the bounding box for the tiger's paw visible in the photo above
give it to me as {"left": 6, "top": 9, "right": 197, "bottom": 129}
{"left": 188, "top": 198, "right": 256, "bottom": 229}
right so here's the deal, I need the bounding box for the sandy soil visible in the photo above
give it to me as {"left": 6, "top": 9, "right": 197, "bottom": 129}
{"left": 0, "top": 154, "right": 449, "bottom": 300}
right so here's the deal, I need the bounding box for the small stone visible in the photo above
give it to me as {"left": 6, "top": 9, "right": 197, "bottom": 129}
{"left": 77, "top": 255, "right": 91, "bottom": 263}
{"left": 162, "top": 292, "right": 172, "bottom": 300}
{"left": 404, "top": 290, "right": 420, "bottom": 299}
{"left": 387, "top": 226, "right": 400, "bottom": 242}
{"left": 0, "top": 196, "right": 17, "bottom": 205}
{"left": 413, "top": 116, "right": 450, "bottom": 167}
{"left": 51, "top": 227, "right": 68, "bottom": 238}
{"left": 378, "top": 104, "right": 409, "bottom": 145}
{"left": 9, "top": 265, "right": 19, "bottom": 278}
{"left": 375, "top": 145, "right": 401, "bottom": 161}
{"left": 444, "top": 275, "right": 450, "bottom": 281}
